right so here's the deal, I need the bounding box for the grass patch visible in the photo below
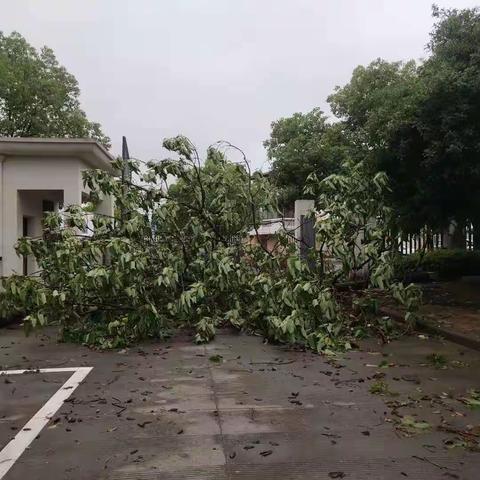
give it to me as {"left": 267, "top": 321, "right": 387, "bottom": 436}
{"left": 426, "top": 353, "right": 448, "bottom": 369}
{"left": 369, "top": 380, "right": 397, "bottom": 396}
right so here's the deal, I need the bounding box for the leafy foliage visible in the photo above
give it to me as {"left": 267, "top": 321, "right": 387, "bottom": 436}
{"left": 264, "top": 109, "right": 350, "bottom": 209}
{"left": 399, "top": 415, "right": 431, "bottom": 433}
{"left": 0, "top": 31, "right": 110, "bottom": 147}
{"left": 328, "top": 59, "right": 421, "bottom": 150}
{"left": 460, "top": 389, "right": 480, "bottom": 410}
{"left": 0, "top": 136, "right": 419, "bottom": 351}
{"left": 328, "top": 7, "right": 480, "bottom": 235}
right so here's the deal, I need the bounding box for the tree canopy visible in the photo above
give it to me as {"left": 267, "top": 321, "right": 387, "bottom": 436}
{"left": 264, "top": 6, "right": 480, "bottom": 239}
{"left": 327, "top": 59, "right": 422, "bottom": 150}
{"left": 0, "top": 31, "right": 110, "bottom": 148}
{"left": 378, "top": 6, "right": 480, "bottom": 234}
{"left": 326, "top": 6, "right": 480, "bottom": 236}
{"left": 264, "top": 108, "right": 350, "bottom": 209}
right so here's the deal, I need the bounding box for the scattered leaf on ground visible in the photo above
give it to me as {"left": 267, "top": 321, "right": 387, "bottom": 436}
{"left": 328, "top": 472, "right": 345, "bottom": 479}
{"left": 209, "top": 355, "right": 223, "bottom": 364}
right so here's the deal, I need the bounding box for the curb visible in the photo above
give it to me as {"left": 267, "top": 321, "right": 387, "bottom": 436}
{"left": 379, "top": 306, "right": 480, "bottom": 353}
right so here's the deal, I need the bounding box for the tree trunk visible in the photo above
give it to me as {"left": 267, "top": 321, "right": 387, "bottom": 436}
{"left": 472, "top": 218, "right": 480, "bottom": 251}
{"left": 443, "top": 221, "right": 466, "bottom": 250}
{"left": 451, "top": 221, "right": 466, "bottom": 249}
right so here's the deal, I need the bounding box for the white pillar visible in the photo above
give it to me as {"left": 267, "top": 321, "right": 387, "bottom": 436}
{"left": 2, "top": 187, "right": 21, "bottom": 275}
{"left": 294, "top": 199, "right": 315, "bottom": 243}
{"left": 0, "top": 155, "right": 4, "bottom": 276}
{"left": 94, "top": 193, "right": 114, "bottom": 217}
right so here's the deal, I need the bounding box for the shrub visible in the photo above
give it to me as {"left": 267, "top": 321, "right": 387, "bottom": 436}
{"left": 396, "top": 249, "right": 480, "bottom": 280}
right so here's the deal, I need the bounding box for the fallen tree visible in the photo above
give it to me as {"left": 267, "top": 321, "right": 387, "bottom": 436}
{"left": 0, "top": 136, "right": 420, "bottom": 350}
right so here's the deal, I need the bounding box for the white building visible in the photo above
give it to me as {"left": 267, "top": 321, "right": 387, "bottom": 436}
{"left": 0, "top": 138, "right": 115, "bottom": 276}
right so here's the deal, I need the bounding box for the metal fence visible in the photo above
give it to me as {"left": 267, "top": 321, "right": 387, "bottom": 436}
{"left": 466, "top": 223, "right": 474, "bottom": 251}
{"left": 399, "top": 231, "right": 443, "bottom": 255}
{"left": 399, "top": 224, "right": 474, "bottom": 255}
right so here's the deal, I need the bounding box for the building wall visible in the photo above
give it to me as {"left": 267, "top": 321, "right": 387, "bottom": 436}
{"left": 18, "top": 190, "right": 64, "bottom": 274}
{"left": 0, "top": 156, "right": 90, "bottom": 276}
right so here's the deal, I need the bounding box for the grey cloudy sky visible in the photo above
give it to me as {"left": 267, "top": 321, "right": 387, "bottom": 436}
{"left": 2, "top": 0, "right": 479, "bottom": 168}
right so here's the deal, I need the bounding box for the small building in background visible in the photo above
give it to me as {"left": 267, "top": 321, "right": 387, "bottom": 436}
{"left": 0, "top": 138, "right": 115, "bottom": 276}
{"left": 248, "top": 200, "right": 314, "bottom": 253}
{"left": 248, "top": 217, "right": 295, "bottom": 252}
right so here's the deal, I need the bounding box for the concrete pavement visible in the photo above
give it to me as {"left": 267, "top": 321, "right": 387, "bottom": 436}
{"left": 1, "top": 325, "right": 479, "bottom": 479}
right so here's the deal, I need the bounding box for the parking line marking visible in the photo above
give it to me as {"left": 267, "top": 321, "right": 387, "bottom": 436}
{"left": 0, "top": 367, "right": 93, "bottom": 479}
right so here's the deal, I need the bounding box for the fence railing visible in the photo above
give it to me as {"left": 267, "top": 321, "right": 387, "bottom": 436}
{"left": 399, "top": 231, "right": 443, "bottom": 255}
{"left": 466, "top": 223, "right": 474, "bottom": 251}
{"left": 256, "top": 212, "right": 476, "bottom": 255}
{"left": 399, "top": 224, "right": 474, "bottom": 255}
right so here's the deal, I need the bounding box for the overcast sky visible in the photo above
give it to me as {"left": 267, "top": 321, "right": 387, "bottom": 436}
{"left": 2, "top": 0, "right": 479, "bottom": 168}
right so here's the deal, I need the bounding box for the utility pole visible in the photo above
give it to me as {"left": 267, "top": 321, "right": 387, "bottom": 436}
{"left": 120, "top": 136, "right": 131, "bottom": 227}
{"left": 122, "top": 136, "right": 131, "bottom": 183}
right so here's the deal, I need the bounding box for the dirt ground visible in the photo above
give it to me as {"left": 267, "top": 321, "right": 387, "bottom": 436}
{"left": 1, "top": 325, "right": 480, "bottom": 479}
{"left": 421, "top": 280, "right": 480, "bottom": 344}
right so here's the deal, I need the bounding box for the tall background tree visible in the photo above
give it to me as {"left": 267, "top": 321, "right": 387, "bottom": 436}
{"left": 0, "top": 31, "right": 110, "bottom": 148}
{"left": 328, "top": 6, "right": 480, "bottom": 246}
{"left": 265, "top": 6, "right": 480, "bottom": 248}
{"left": 264, "top": 108, "right": 350, "bottom": 210}
{"left": 418, "top": 5, "right": 480, "bottom": 246}
{"left": 327, "top": 59, "right": 426, "bottom": 232}
{"left": 327, "top": 58, "right": 422, "bottom": 151}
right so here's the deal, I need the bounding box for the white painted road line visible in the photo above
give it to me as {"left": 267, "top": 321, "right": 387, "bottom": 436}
{"left": 0, "top": 367, "right": 93, "bottom": 479}
{"left": 0, "top": 367, "right": 89, "bottom": 375}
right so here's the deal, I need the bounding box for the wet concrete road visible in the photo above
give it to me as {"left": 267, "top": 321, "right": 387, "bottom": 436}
{"left": 1, "top": 325, "right": 480, "bottom": 479}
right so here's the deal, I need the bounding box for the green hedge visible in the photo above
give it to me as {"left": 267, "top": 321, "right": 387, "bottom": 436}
{"left": 396, "top": 249, "right": 480, "bottom": 280}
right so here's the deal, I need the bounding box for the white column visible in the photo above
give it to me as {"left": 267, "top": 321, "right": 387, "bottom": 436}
{"left": 94, "top": 193, "right": 114, "bottom": 217}
{"left": 2, "top": 187, "right": 21, "bottom": 275}
{"left": 294, "top": 199, "right": 315, "bottom": 243}
{"left": 0, "top": 155, "right": 4, "bottom": 276}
